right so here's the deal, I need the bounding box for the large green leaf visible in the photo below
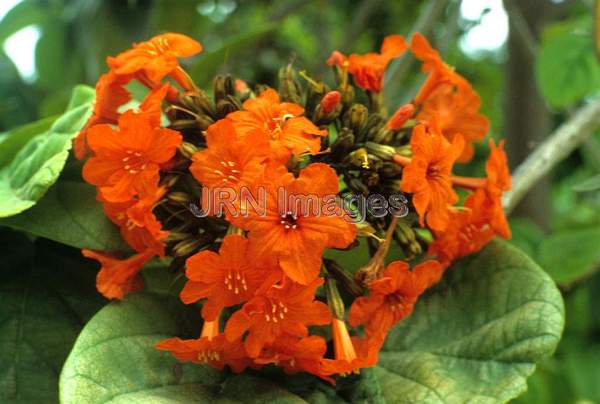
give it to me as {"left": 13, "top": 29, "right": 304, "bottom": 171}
{"left": 0, "top": 180, "right": 126, "bottom": 251}
{"left": 0, "top": 230, "right": 106, "bottom": 403}
{"left": 0, "top": 115, "right": 57, "bottom": 166}
{"left": 0, "top": 0, "right": 47, "bottom": 44}
{"left": 59, "top": 293, "right": 312, "bottom": 404}
{"left": 59, "top": 241, "right": 563, "bottom": 403}
{"left": 536, "top": 20, "right": 600, "bottom": 108}
{"left": 376, "top": 240, "right": 564, "bottom": 403}
{"left": 537, "top": 227, "right": 600, "bottom": 285}
{"left": 0, "top": 85, "right": 94, "bottom": 218}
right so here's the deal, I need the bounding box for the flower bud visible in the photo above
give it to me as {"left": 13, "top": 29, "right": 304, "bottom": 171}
{"left": 321, "top": 91, "right": 341, "bottom": 114}
{"left": 178, "top": 142, "right": 199, "bottom": 159}
{"left": 325, "top": 277, "right": 346, "bottom": 320}
{"left": 347, "top": 104, "right": 368, "bottom": 134}
{"left": 278, "top": 65, "right": 302, "bottom": 104}
{"left": 172, "top": 237, "right": 204, "bottom": 257}
{"left": 324, "top": 259, "right": 363, "bottom": 297}
{"left": 366, "top": 141, "right": 396, "bottom": 160}
{"left": 330, "top": 128, "right": 355, "bottom": 160}
{"left": 386, "top": 103, "right": 415, "bottom": 130}
{"left": 167, "top": 191, "right": 192, "bottom": 205}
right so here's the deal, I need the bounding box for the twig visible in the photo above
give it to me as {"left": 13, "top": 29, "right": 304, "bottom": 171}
{"left": 502, "top": 100, "right": 600, "bottom": 213}
{"left": 504, "top": 0, "right": 538, "bottom": 61}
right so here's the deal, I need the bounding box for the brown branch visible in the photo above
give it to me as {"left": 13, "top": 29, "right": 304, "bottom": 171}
{"left": 502, "top": 100, "right": 600, "bottom": 213}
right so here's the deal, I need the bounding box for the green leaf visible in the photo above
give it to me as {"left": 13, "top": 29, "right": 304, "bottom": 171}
{"left": 376, "top": 240, "right": 565, "bottom": 403}
{"left": 573, "top": 173, "right": 600, "bottom": 192}
{"left": 0, "top": 180, "right": 126, "bottom": 251}
{"left": 0, "top": 85, "right": 94, "bottom": 218}
{"left": 189, "top": 25, "right": 276, "bottom": 86}
{"left": 59, "top": 293, "right": 311, "bottom": 404}
{"left": 0, "top": 230, "right": 106, "bottom": 403}
{"left": 0, "top": 115, "right": 57, "bottom": 167}
{"left": 536, "top": 22, "right": 600, "bottom": 108}
{"left": 537, "top": 227, "right": 600, "bottom": 285}
{"left": 60, "top": 241, "right": 562, "bottom": 403}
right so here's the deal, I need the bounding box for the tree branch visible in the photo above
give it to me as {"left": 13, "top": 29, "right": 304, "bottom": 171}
{"left": 502, "top": 100, "right": 600, "bottom": 213}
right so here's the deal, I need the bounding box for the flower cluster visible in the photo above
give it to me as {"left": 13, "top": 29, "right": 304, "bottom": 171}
{"left": 77, "top": 32, "right": 511, "bottom": 381}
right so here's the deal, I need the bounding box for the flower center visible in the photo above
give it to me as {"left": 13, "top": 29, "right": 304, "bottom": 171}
{"left": 224, "top": 268, "right": 248, "bottom": 295}
{"left": 214, "top": 160, "right": 242, "bottom": 184}
{"left": 198, "top": 349, "right": 220, "bottom": 363}
{"left": 264, "top": 300, "right": 288, "bottom": 323}
{"left": 387, "top": 292, "right": 408, "bottom": 312}
{"left": 122, "top": 150, "right": 147, "bottom": 174}
{"left": 143, "top": 36, "right": 170, "bottom": 56}
{"left": 279, "top": 211, "right": 298, "bottom": 230}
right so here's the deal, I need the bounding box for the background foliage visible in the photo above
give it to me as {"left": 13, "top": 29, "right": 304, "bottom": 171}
{"left": 0, "top": 0, "right": 599, "bottom": 402}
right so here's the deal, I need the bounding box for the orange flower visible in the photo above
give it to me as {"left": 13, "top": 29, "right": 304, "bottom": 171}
{"left": 386, "top": 103, "right": 415, "bottom": 130}
{"left": 180, "top": 234, "right": 270, "bottom": 321}
{"left": 347, "top": 34, "right": 407, "bottom": 93}
{"left": 349, "top": 260, "right": 443, "bottom": 337}
{"left": 255, "top": 334, "right": 332, "bottom": 382}
{"left": 417, "top": 84, "right": 489, "bottom": 162}
{"left": 224, "top": 277, "right": 332, "bottom": 357}
{"left": 320, "top": 318, "right": 381, "bottom": 376}
{"left": 189, "top": 119, "right": 269, "bottom": 190}
{"left": 326, "top": 50, "right": 348, "bottom": 67}
{"left": 81, "top": 248, "right": 155, "bottom": 300}
{"left": 429, "top": 140, "right": 511, "bottom": 264}
{"left": 321, "top": 91, "right": 342, "bottom": 114}
{"left": 235, "top": 163, "right": 356, "bottom": 285}
{"left": 411, "top": 33, "right": 470, "bottom": 105}
{"left": 107, "top": 33, "right": 202, "bottom": 85}
{"left": 101, "top": 183, "right": 168, "bottom": 256}
{"left": 227, "top": 88, "right": 326, "bottom": 160}
{"left": 400, "top": 123, "right": 464, "bottom": 231}
{"left": 157, "top": 317, "right": 253, "bottom": 373}
{"left": 82, "top": 110, "right": 181, "bottom": 202}
{"left": 74, "top": 71, "right": 131, "bottom": 159}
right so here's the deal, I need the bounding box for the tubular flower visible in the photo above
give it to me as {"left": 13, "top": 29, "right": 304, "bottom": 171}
{"left": 416, "top": 84, "right": 489, "bottom": 162}
{"left": 224, "top": 277, "right": 332, "bottom": 358}
{"left": 100, "top": 183, "right": 168, "bottom": 256}
{"left": 81, "top": 249, "right": 155, "bottom": 300}
{"left": 107, "top": 33, "right": 203, "bottom": 85}
{"left": 82, "top": 110, "right": 182, "bottom": 202}
{"left": 386, "top": 103, "right": 415, "bottom": 130}
{"left": 227, "top": 88, "right": 327, "bottom": 159}
{"left": 235, "top": 163, "right": 356, "bottom": 285}
{"left": 320, "top": 318, "right": 381, "bottom": 376}
{"left": 180, "top": 234, "right": 270, "bottom": 321}
{"left": 349, "top": 260, "right": 443, "bottom": 338}
{"left": 326, "top": 50, "right": 349, "bottom": 67}
{"left": 74, "top": 71, "right": 131, "bottom": 159}
{"left": 189, "top": 119, "right": 269, "bottom": 190}
{"left": 400, "top": 123, "right": 464, "bottom": 231}
{"left": 411, "top": 32, "right": 471, "bottom": 105}
{"left": 157, "top": 317, "right": 253, "bottom": 373}
{"left": 346, "top": 35, "right": 407, "bottom": 93}
{"left": 255, "top": 334, "right": 332, "bottom": 382}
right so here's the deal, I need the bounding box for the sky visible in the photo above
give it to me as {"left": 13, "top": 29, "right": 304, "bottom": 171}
{"left": 0, "top": 0, "right": 510, "bottom": 83}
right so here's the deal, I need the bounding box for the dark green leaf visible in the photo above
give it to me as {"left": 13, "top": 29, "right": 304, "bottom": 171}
{"left": 0, "top": 85, "right": 94, "bottom": 218}
{"left": 0, "top": 230, "right": 106, "bottom": 403}
{"left": 536, "top": 21, "right": 600, "bottom": 108}
{"left": 0, "top": 180, "right": 126, "bottom": 251}
{"left": 376, "top": 240, "right": 565, "bottom": 403}
{"left": 537, "top": 227, "right": 600, "bottom": 285}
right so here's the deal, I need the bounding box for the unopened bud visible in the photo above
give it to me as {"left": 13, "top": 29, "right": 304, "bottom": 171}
{"left": 386, "top": 103, "right": 415, "bottom": 130}
{"left": 348, "top": 104, "right": 368, "bottom": 134}
{"left": 324, "top": 259, "right": 363, "bottom": 297}
{"left": 321, "top": 91, "right": 341, "bottom": 114}
{"left": 178, "top": 142, "right": 199, "bottom": 159}
{"left": 345, "top": 147, "right": 370, "bottom": 169}
{"left": 172, "top": 237, "right": 204, "bottom": 257}
{"left": 366, "top": 142, "right": 396, "bottom": 160}
{"left": 196, "top": 114, "right": 215, "bottom": 130}
{"left": 325, "top": 277, "right": 346, "bottom": 320}
{"left": 235, "top": 79, "right": 250, "bottom": 96}
{"left": 330, "top": 128, "right": 355, "bottom": 160}
{"left": 278, "top": 65, "right": 302, "bottom": 104}
{"left": 167, "top": 191, "right": 192, "bottom": 205}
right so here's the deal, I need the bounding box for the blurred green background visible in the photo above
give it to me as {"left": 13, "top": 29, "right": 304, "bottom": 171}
{"left": 1, "top": 0, "right": 599, "bottom": 402}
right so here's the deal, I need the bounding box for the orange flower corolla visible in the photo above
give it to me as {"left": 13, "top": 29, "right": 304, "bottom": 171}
{"left": 82, "top": 110, "right": 181, "bottom": 202}
{"left": 234, "top": 163, "right": 356, "bottom": 285}
{"left": 180, "top": 234, "right": 270, "bottom": 321}
{"left": 107, "top": 33, "right": 202, "bottom": 84}
{"left": 189, "top": 119, "right": 269, "bottom": 190}
{"left": 224, "top": 277, "right": 332, "bottom": 357}
{"left": 349, "top": 260, "right": 443, "bottom": 337}
{"left": 346, "top": 34, "right": 407, "bottom": 93}
{"left": 400, "top": 123, "right": 464, "bottom": 231}
{"left": 227, "top": 88, "right": 326, "bottom": 160}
